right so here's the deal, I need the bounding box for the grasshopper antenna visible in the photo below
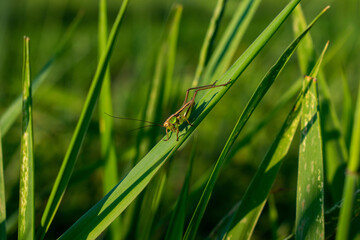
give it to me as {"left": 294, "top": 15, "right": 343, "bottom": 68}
{"left": 104, "top": 112, "right": 163, "bottom": 127}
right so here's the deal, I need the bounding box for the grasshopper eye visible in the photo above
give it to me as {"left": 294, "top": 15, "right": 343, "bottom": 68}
{"left": 170, "top": 116, "right": 177, "bottom": 124}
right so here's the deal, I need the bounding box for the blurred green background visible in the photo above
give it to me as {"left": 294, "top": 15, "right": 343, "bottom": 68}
{"left": 0, "top": 0, "right": 359, "bottom": 239}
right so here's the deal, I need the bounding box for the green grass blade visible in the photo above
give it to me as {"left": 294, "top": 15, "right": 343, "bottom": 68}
{"left": 19, "top": 36, "right": 35, "bottom": 240}
{"left": 336, "top": 83, "right": 360, "bottom": 240}
{"left": 165, "top": 139, "right": 196, "bottom": 240}
{"left": 98, "top": 0, "right": 121, "bottom": 239}
{"left": 192, "top": 0, "right": 226, "bottom": 87}
{"left": 36, "top": 1, "right": 129, "bottom": 239}
{"left": 58, "top": 1, "right": 301, "bottom": 238}
{"left": 0, "top": 12, "right": 83, "bottom": 137}
{"left": 200, "top": 0, "right": 261, "bottom": 85}
{"left": 205, "top": 9, "right": 327, "bottom": 238}
{"left": 0, "top": 129, "right": 6, "bottom": 239}
{"left": 136, "top": 6, "right": 182, "bottom": 239}
{"left": 292, "top": 4, "right": 348, "bottom": 203}
{"left": 295, "top": 42, "right": 329, "bottom": 240}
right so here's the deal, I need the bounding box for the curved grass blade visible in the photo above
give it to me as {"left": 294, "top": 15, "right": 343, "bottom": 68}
{"left": 36, "top": 1, "right": 129, "bottom": 239}
{"left": 336, "top": 83, "right": 360, "bottom": 240}
{"left": 98, "top": 0, "right": 121, "bottom": 239}
{"left": 19, "top": 36, "right": 35, "bottom": 240}
{"left": 295, "top": 41, "right": 329, "bottom": 240}
{"left": 0, "top": 12, "right": 83, "bottom": 137}
{"left": 185, "top": 7, "right": 327, "bottom": 239}
{"left": 192, "top": 0, "right": 226, "bottom": 87}
{"left": 58, "top": 1, "right": 301, "bottom": 239}
{"left": 200, "top": 0, "right": 261, "bottom": 86}
{"left": 165, "top": 139, "right": 196, "bottom": 240}
{"left": 0, "top": 129, "right": 6, "bottom": 239}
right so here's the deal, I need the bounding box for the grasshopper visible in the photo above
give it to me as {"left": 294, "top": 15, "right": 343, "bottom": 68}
{"left": 106, "top": 80, "right": 231, "bottom": 141}
{"left": 163, "top": 80, "right": 231, "bottom": 141}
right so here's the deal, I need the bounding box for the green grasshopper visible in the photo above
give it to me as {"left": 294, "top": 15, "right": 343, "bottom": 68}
{"left": 107, "top": 80, "right": 231, "bottom": 141}
{"left": 163, "top": 80, "right": 230, "bottom": 141}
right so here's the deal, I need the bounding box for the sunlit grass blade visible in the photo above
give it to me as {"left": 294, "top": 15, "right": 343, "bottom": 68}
{"left": 0, "top": 12, "right": 83, "bottom": 137}
{"left": 0, "top": 129, "right": 6, "bottom": 239}
{"left": 336, "top": 83, "right": 360, "bottom": 240}
{"left": 295, "top": 41, "right": 329, "bottom": 239}
{"left": 98, "top": 0, "right": 121, "bottom": 239}
{"left": 136, "top": 6, "right": 182, "bottom": 239}
{"left": 19, "top": 36, "right": 35, "bottom": 240}
{"left": 292, "top": 4, "right": 347, "bottom": 203}
{"left": 36, "top": 1, "right": 129, "bottom": 239}
{"left": 200, "top": 0, "right": 261, "bottom": 86}
{"left": 192, "top": 0, "right": 226, "bottom": 86}
{"left": 165, "top": 139, "right": 196, "bottom": 240}
{"left": 58, "top": 1, "right": 301, "bottom": 238}
{"left": 184, "top": 8, "right": 326, "bottom": 239}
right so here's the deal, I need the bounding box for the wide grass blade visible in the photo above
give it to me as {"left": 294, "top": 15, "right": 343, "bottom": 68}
{"left": 336, "top": 83, "right": 360, "bottom": 240}
{"left": 0, "top": 12, "right": 83, "bottom": 137}
{"left": 200, "top": 0, "right": 261, "bottom": 86}
{"left": 165, "top": 139, "right": 196, "bottom": 240}
{"left": 36, "top": 1, "right": 129, "bottom": 239}
{"left": 58, "top": 1, "right": 301, "bottom": 238}
{"left": 292, "top": 4, "right": 347, "bottom": 203}
{"left": 98, "top": 0, "right": 121, "bottom": 239}
{"left": 190, "top": 8, "right": 327, "bottom": 239}
{"left": 192, "top": 0, "right": 226, "bottom": 86}
{"left": 19, "top": 36, "right": 35, "bottom": 240}
{"left": 295, "top": 41, "right": 329, "bottom": 240}
{"left": 0, "top": 129, "right": 6, "bottom": 239}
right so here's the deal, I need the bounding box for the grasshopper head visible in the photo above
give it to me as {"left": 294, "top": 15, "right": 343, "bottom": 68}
{"left": 163, "top": 116, "right": 177, "bottom": 131}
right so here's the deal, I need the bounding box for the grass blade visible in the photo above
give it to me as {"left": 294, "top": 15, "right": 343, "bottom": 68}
{"left": 98, "top": 0, "right": 121, "bottom": 239}
{"left": 295, "top": 41, "right": 329, "bottom": 239}
{"left": 58, "top": 1, "right": 301, "bottom": 238}
{"left": 165, "top": 139, "right": 196, "bottom": 240}
{"left": 0, "top": 12, "right": 83, "bottom": 137}
{"left": 0, "top": 129, "right": 6, "bottom": 239}
{"left": 192, "top": 0, "right": 226, "bottom": 86}
{"left": 19, "top": 36, "right": 35, "bottom": 240}
{"left": 336, "top": 83, "right": 360, "bottom": 240}
{"left": 200, "top": 0, "right": 261, "bottom": 85}
{"left": 36, "top": 1, "right": 129, "bottom": 239}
